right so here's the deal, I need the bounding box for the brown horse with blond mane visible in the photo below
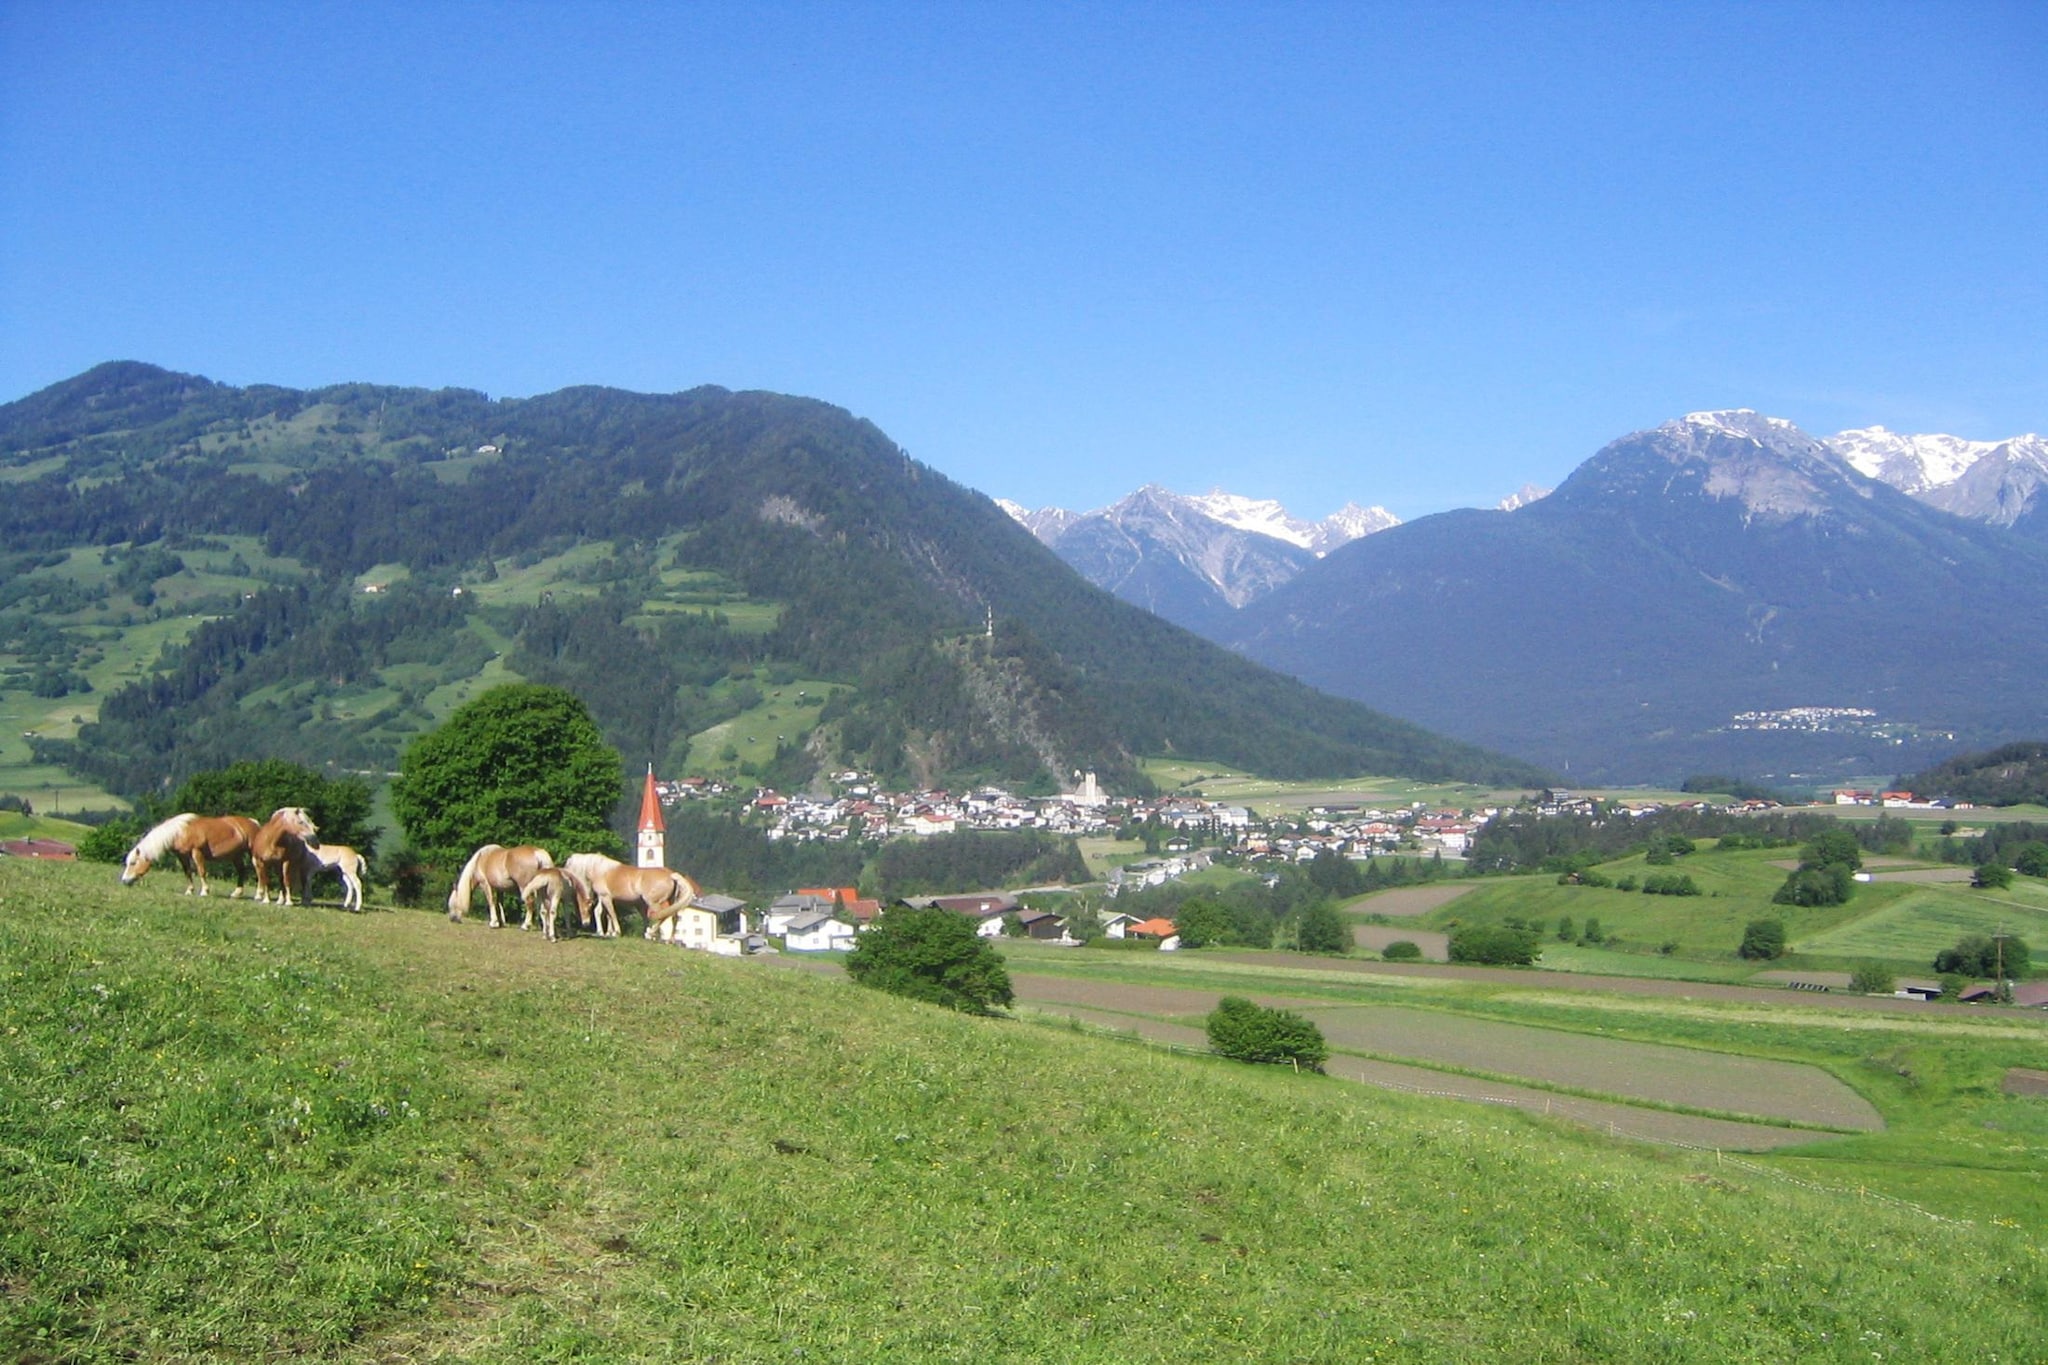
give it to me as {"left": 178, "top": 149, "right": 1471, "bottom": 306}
{"left": 447, "top": 843, "right": 556, "bottom": 927}
{"left": 120, "top": 813, "right": 260, "bottom": 896}
{"left": 251, "top": 807, "right": 320, "bottom": 905}
{"left": 562, "top": 852, "right": 698, "bottom": 939}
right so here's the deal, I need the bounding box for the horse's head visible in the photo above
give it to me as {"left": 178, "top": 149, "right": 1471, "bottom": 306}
{"left": 119, "top": 843, "right": 151, "bottom": 885}
{"left": 275, "top": 806, "right": 319, "bottom": 839}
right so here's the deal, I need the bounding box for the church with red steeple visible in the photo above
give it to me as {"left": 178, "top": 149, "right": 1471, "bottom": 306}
{"left": 637, "top": 766, "right": 666, "bottom": 869}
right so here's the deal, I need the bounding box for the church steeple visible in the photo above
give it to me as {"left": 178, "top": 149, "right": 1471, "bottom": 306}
{"left": 637, "top": 765, "right": 666, "bottom": 868}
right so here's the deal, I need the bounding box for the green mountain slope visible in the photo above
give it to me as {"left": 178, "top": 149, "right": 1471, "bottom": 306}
{"left": 0, "top": 363, "right": 1547, "bottom": 802}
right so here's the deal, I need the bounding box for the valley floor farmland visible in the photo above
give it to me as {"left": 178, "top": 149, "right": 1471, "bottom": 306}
{"left": 3, "top": 859, "right": 2045, "bottom": 1361}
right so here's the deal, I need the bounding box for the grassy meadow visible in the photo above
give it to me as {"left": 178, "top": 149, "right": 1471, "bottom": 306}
{"left": 5, "top": 857, "right": 2045, "bottom": 1362}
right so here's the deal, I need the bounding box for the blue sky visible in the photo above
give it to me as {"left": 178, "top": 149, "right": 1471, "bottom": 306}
{"left": 3, "top": 1, "right": 2043, "bottom": 518}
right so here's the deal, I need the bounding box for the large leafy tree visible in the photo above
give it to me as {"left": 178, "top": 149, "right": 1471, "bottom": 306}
{"left": 843, "top": 905, "right": 1013, "bottom": 1015}
{"left": 173, "top": 758, "right": 377, "bottom": 856}
{"left": 390, "top": 684, "right": 623, "bottom": 868}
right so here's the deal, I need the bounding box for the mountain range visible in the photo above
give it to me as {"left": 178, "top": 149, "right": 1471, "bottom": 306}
{"left": 1007, "top": 425, "right": 2045, "bottom": 637}
{"left": 1224, "top": 410, "right": 2048, "bottom": 782}
{"left": 999, "top": 488, "right": 1400, "bottom": 636}
{"left": 0, "top": 362, "right": 1543, "bottom": 808}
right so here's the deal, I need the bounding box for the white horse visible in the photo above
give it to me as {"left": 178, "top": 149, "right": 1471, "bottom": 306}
{"left": 562, "top": 852, "right": 698, "bottom": 939}
{"left": 294, "top": 842, "right": 370, "bottom": 912}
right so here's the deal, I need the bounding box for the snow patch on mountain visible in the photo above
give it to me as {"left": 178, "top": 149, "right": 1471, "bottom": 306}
{"left": 1496, "top": 483, "right": 1551, "bottom": 512}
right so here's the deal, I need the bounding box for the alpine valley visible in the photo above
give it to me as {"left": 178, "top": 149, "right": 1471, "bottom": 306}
{"left": 0, "top": 362, "right": 1544, "bottom": 812}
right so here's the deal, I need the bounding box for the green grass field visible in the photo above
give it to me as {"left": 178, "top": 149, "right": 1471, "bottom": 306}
{"left": 1138, "top": 759, "right": 1521, "bottom": 813}
{"left": 684, "top": 676, "right": 850, "bottom": 776}
{"left": 3, "top": 857, "right": 2043, "bottom": 1361}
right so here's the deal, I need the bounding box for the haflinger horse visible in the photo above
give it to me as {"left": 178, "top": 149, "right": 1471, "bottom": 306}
{"left": 517, "top": 865, "right": 591, "bottom": 942}
{"left": 120, "top": 812, "right": 260, "bottom": 896}
{"left": 293, "top": 841, "right": 370, "bottom": 913}
{"left": 250, "top": 807, "right": 320, "bottom": 905}
{"left": 447, "top": 843, "right": 556, "bottom": 928}
{"left": 562, "top": 852, "right": 698, "bottom": 940}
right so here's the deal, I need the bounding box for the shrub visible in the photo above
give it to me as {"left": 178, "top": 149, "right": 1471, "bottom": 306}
{"left": 1972, "top": 862, "right": 2015, "bottom": 890}
{"left": 1738, "top": 919, "right": 1787, "bottom": 960}
{"left": 1448, "top": 924, "right": 1540, "bottom": 966}
{"left": 1933, "top": 934, "right": 2029, "bottom": 980}
{"left": 1295, "top": 902, "right": 1350, "bottom": 955}
{"left": 2014, "top": 842, "right": 2048, "bottom": 878}
{"left": 1380, "top": 940, "right": 1422, "bottom": 961}
{"left": 1205, "top": 997, "right": 1328, "bottom": 1071}
{"left": 1848, "top": 962, "right": 1896, "bottom": 995}
{"left": 844, "top": 906, "right": 1014, "bottom": 1015}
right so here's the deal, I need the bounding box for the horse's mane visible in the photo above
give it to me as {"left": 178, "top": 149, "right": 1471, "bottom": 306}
{"left": 129, "top": 812, "right": 197, "bottom": 863}
{"left": 563, "top": 852, "right": 622, "bottom": 879}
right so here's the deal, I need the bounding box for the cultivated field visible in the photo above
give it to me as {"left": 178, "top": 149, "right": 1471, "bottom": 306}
{"left": 1005, "top": 974, "right": 1882, "bottom": 1133}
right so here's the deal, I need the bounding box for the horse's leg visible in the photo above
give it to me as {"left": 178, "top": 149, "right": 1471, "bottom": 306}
{"left": 484, "top": 883, "right": 500, "bottom": 928}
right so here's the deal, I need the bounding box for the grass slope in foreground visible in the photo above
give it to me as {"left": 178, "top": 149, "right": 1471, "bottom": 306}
{"left": 2, "top": 860, "right": 2043, "bottom": 1362}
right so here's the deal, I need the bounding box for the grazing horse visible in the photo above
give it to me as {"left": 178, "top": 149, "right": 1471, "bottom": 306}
{"left": 562, "top": 852, "right": 698, "bottom": 939}
{"left": 119, "top": 813, "right": 260, "bottom": 896}
{"left": 293, "top": 842, "right": 370, "bottom": 912}
{"left": 251, "top": 807, "right": 320, "bottom": 905}
{"left": 447, "top": 843, "right": 556, "bottom": 927}
{"left": 517, "top": 865, "right": 590, "bottom": 942}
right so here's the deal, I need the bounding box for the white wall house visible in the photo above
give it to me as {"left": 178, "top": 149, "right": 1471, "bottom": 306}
{"left": 784, "top": 911, "right": 857, "bottom": 952}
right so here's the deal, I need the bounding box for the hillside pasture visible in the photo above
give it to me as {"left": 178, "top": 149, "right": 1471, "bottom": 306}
{"left": 4, "top": 858, "right": 2047, "bottom": 1360}
{"left": 1796, "top": 885, "right": 2048, "bottom": 963}
{"left": 685, "top": 675, "right": 849, "bottom": 774}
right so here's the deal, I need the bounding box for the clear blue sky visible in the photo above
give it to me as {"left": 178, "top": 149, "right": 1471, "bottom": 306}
{"left": 4, "top": 1, "right": 2043, "bottom": 518}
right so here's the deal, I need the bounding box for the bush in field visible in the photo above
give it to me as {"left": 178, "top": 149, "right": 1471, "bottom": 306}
{"left": 1848, "top": 963, "right": 1896, "bottom": 995}
{"left": 2014, "top": 842, "right": 2048, "bottom": 878}
{"left": 1772, "top": 828, "right": 1862, "bottom": 906}
{"left": 1448, "top": 924, "right": 1540, "bottom": 966}
{"left": 1933, "top": 934, "right": 2029, "bottom": 980}
{"left": 1579, "top": 916, "right": 1604, "bottom": 945}
{"left": 1205, "top": 996, "right": 1328, "bottom": 1071}
{"left": 1295, "top": 902, "right": 1350, "bottom": 955}
{"left": 1380, "top": 940, "right": 1422, "bottom": 961}
{"left": 1972, "top": 862, "right": 2015, "bottom": 890}
{"left": 1773, "top": 864, "right": 1854, "bottom": 907}
{"left": 76, "top": 816, "right": 149, "bottom": 863}
{"left": 845, "top": 905, "right": 1014, "bottom": 1015}
{"left": 1738, "top": 919, "right": 1787, "bottom": 960}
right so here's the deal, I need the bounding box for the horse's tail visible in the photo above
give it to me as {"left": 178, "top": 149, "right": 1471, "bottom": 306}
{"left": 448, "top": 845, "right": 490, "bottom": 920}
{"left": 671, "top": 872, "right": 698, "bottom": 908}
{"left": 534, "top": 847, "right": 556, "bottom": 871}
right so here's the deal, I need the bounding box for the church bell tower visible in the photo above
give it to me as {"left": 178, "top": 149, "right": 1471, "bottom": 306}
{"left": 637, "top": 766, "right": 666, "bottom": 868}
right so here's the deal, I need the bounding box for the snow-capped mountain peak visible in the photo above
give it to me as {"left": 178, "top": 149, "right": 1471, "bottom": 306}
{"left": 1824, "top": 427, "right": 2005, "bottom": 493}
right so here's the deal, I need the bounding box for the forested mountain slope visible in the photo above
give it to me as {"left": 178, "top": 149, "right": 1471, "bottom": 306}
{"left": 0, "top": 363, "right": 1545, "bottom": 801}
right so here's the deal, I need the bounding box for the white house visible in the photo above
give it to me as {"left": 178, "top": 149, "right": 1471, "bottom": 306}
{"left": 784, "top": 910, "right": 857, "bottom": 952}
{"left": 654, "top": 904, "right": 720, "bottom": 950}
